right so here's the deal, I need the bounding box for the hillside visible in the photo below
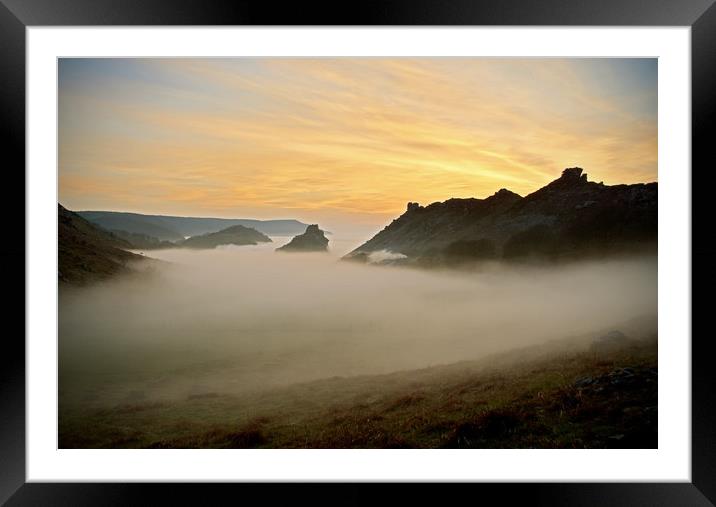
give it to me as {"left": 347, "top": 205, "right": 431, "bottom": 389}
{"left": 110, "top": 230, "right": 177, "bottom": 250}
{"left": 345, "top": 168, "right": 657, "bottom": 265}
{"left": 77, "top": 211, "right": 186, "bottom": 242}
{"left": 58, "top": 324, "right": 657, "bottom": 449}
{"left": 79, "top": 211, "right": 310, "bottom": 239}
{"left": 58, "top": 204, "right": 147, "bottom": 285}
{"left": 180, "top": 224, "right": 272, "bottom": 249}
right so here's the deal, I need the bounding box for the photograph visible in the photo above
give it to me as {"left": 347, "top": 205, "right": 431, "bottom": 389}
{"left": 56, "top": 57, "right": 659, "bottom": 450}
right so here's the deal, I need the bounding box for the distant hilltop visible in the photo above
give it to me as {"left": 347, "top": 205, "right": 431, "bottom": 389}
{"left": 78, "top": 210, "right": 311, "bottom": 241}
{"left": 182, "top": 225, "right": 271, "bottom": 249}
{"left": 344, "top": 167, "right": 657, "bottom": 266}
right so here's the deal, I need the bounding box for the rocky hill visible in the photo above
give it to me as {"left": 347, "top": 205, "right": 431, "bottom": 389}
{"left": 345, "top": 168, "right": 657, "bottom": 265}
{"left": 58, "top": 204, "right": 147, "bottom": 285}
{"left": 180, "top": 225, "right": 272, "bottom": 249}
{"left": 276, "top": 225, "right": 329, "bottom": 252}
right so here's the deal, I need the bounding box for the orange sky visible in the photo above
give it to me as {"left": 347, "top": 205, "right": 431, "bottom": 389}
{"left": 59, "top": 58, "right": 657, "bottom": 233}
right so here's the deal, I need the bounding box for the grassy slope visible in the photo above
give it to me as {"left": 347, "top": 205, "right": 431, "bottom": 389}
{"left": 59, "top": 334, "right": 656, "bottom": 449}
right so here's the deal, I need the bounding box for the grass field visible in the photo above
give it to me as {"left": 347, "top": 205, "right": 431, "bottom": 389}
{"left": 59, "top": 331, "right": 657, "bottom": 449}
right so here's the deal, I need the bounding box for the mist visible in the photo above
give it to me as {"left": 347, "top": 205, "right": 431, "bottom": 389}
{"left": 59, "top": 235, "right": 657, "bottom": 407}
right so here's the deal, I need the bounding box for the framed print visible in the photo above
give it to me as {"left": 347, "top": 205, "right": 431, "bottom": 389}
{"left": 3, "top": 0, "right": 714, "bottom": 505}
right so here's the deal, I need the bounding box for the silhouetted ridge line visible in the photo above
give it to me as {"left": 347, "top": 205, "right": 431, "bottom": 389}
{"left": 344, "top": 167, "right": 657, "bottom": 266}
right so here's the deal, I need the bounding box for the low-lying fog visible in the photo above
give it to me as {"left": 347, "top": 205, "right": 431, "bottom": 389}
{"left": 59, "top": 235, "right": 657, "bottom": 405}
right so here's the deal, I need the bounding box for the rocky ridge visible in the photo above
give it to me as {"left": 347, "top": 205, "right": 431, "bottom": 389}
{"left": 345, "top": 168, "right": 657, "bottom": 265}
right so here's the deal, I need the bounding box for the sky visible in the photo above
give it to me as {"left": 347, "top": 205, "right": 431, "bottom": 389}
{"left": 58, "top": 58, "right": 657, "bottom": 234}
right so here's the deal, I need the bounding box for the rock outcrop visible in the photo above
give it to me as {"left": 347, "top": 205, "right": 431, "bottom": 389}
{"left": 276, "top": 224, "right": 329, "bottom": 252}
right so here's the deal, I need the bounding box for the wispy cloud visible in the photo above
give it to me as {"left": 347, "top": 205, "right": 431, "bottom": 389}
{"left": 59, "top": 58, "right": 657, "bottom": 230}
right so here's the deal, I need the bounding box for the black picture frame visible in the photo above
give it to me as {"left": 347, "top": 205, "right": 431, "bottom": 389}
{"left": 2, "top": 1, "right": 712, "bottom": 505}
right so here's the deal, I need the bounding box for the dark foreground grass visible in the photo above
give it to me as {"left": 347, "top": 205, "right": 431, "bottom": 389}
{"left": 59, "top": 335, "right": 657, "bottom": 449}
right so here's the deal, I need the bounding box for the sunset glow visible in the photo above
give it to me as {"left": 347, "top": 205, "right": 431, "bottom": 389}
{"left": 59, "top": 58, "right": 657, "bottom": 232}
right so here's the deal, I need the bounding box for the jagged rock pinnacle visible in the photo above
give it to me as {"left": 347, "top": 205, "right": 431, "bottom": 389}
{"left": 276, "top": 224, "right": 329, "bottom": 252}
{"left": 561, "top": 167, "right": 588, "bottom": 182}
